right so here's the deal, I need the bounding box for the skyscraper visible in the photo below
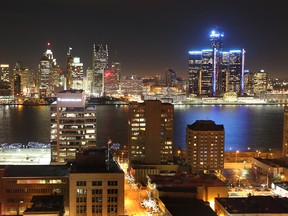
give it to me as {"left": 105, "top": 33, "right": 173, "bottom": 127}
{"left": 0, "top": 64, "right": 11, "bottom": 96}
{"left": 50, "top": 90, "right": 97, "bottom": 164}
{"left": 165, "top": 68, "right": 177, "bottom": 87}
{"left": 188, "top": 29, "right": 245, "bottom": 96}
{"left": 186, "top": 120, "right": 224, "bottom": 172}
{"left": 70, "top": 57, "right": 84, "bottom": 90}
{"left": 38, "top": 42, "right": 60, "bottom": 97}
{"left": 104, "top": 68, "right": 118, "bottom": 96}
{"left": 92, "top": 44, "right": 109, "bottom": 96}
{"left": 253, "top": 69, "right": 268, "bottom": 97}
{"left": 128, "top": 100, "right": 174, "bottom": 166}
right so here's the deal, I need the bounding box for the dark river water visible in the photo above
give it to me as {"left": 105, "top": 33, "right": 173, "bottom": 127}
{"left": 0, "top": 104, "right": 284, "bottom": 152}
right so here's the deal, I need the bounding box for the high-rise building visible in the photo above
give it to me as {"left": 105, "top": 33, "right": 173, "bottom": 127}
{"left": 165, "top": 68, "right": 177, "bottom": 87}
{"left": 0, "top": 64, "right": 11, "bottom": 96}
{"left": 188, "top": 29, "right": 245, "bottom": 96}
{"left": 38, "top": 43, "right": 60, "bottom": 97}
{"left": 253, "top": 69, "right": 268, "bottom": 97}
{"left": 283, "top": 106, "right": 288, "bottom": 158}
{"left": 128, "top": 100, "right": 174, "bottom": 166}
{"left": 92, "top": 44, "right": 109, "bottom": 96}
{"left": 50, "top": 90, "right": 97, "bottom": 164}
{"left": 12, "top": 61, "right": 30, "bottom": 96}
{"left": 70, "top": 57, "right": 84, "bottom": 90}
{"left": 66, "top": 47, "right": 73, "bottom": 90}
{"left": 104, "top": 68, "right": 118, "bottom": 96}
{"left": 244, "top": 70, "right": 254, "bottom": 96}
{"left": 112, "top": 60, "right": 121, "bottom": 81}
{"left": 186, "top": 120, "right": 224, "bottom": 172}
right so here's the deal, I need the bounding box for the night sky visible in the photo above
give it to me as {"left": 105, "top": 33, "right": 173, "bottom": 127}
{"left": 0, "top": 0, "right": 287, "bottom": 78}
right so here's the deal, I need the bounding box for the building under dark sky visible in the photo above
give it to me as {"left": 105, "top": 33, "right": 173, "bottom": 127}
{"left": 0, "top": 0, "right": 287, "bottom": 78}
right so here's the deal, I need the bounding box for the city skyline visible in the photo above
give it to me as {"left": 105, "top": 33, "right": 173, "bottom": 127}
{"left": 0, "top": 0, "right": 287, "bottom": 78}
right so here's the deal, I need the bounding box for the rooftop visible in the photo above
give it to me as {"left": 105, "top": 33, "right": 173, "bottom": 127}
{"left": 216, "top": 196, "right": 288, "bottom": 214}
{"left": 24, "top": 195, "right": 64, "bottom": 213}
{"left": 187, "top": 120, "right": 224, "bottom": 131}
{"left": 161, "top": 198, "right": 217, "bottom": 216}
{"left": 3, "top": 165, "right": 69, "bottom": 178}
{"left": 148, "top": 173, "right": 226, "bottom": 190}
{"left": 69, "top": 148, "right": 123, "bottom": 174}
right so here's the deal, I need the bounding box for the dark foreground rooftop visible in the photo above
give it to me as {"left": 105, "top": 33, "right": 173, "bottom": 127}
{"left": 161, "top": 197, "right": 217, "bottom": 216}
{"left": 216, "top": 196, "right": 288, "bottom": 214}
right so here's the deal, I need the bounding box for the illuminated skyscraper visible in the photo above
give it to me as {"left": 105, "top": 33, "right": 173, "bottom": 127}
{"left": 186, "top": 120, "right": 224, "bottom": 172}
{"left": 92, "top": 44, "right": 109, "bottom": 96}
{"left": 0, "top": 64, "right": 11, "bottom": 96}
{"left": 188, "top": 29, "right": 245, "bottom": 96}
{"left": 165, "top": 68, "right": 177, "bottom": 87}
{"left": 104, "top": 68, "right": 118, "bottom": 96}
{"left": 50, "top": 90, "right": 97, "bottom": 164}
{"left": 13, "top": 61, "right": 30, "bottom": 96}
{"left": 70, "top": 57, "right": 84, "bottom": 90}
{"left": 253, "top": 69, "right": 268, "bottom": 96}
{"left": 38, "top": 42, "right": 60, "bottom": 97}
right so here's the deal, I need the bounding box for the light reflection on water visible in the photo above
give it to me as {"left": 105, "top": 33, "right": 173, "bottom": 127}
{"left": 0, "top": 104, "right": 284, "bottom": 152}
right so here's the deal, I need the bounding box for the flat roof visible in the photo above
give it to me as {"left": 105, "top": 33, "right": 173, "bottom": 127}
{"left": 216, "top": 196, "right": 288, "bottom": 213}
{"left": 161, "top": 197, "right": 217, "bottom": 216}
{"left": 69, "top": 148, "right": 123, "bottom": 174}
{"left": 255, "top": 158, "right": 288, "bottom": 168}
{"left": 148, "top": 173, "right": 226, "bottom": 189}
{"left": 3, "top": 165, "right": 69, "bottom": 178}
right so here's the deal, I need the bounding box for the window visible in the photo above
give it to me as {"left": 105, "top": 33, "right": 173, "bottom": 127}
{"left": 76, "top": 181, "right": 86, "bottom": 186}
{"left": 92, "top": 205, "right": 102, "bottom": 213}
{"left": 92, "top": 181, "right": 102, "bottom": 186}
{"left": 76, "top": 197, "right": 86, "bottom": 203}
{"left": 108, "top": 181, "right": 118, "bottom": 186}
{"left": 107, "top": 205, "right": 118, "bottom": 213}
{"left": 76, "top": 205, "right": 86, "bottom": 213}
{"left": 107, "top": 189, "right": 118, "bottom": 194}
{"left": 108, "top": 197, "right": 118, "bottom": 202}
{"left": 76, "top": 189, "right": 87, "bottom": 194}
{"left": 92, "top": 197, "right": 102, "bottom": 202}
{"left": 92, "top": 189, "right": 102, "bottom": 195}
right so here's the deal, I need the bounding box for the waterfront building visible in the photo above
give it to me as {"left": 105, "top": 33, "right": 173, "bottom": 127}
{"left": 128, "top": 100, "right": 174, "bottom": 166}
{"left": 165, "top": 68, "right": 177, "bottom": 87}
{"left": 111, "top": 60, "right": 121, "bottom": 81}
{"left": 244, "top": 70, "right": 254, "bottom": 96}
{"left": 0, "top": 148, "right": 125, "bottom": 216}
{"left": 253, "top": 69, "right": 268, "bottom": 97}
{"left": 12, "top": 61, "right": 30, "bottom": 96}
{"left": 50, "top": 90, "right": 96, "bottom": 164}
{"left": 38, "top": 43, "right": 60, "bottom": 97}
{"left": 70, "top": 57, "right": 84, "bottom": 90}
{"left": 84, "top": 68, "right": 94, "bottom": 94}
{"left": 104, "top": 68, "right": 118, "bottom": 96}
{"left": 120, "top": 75, "right": 143, "bottom": 96}
{"left": 92, "top": 44, "right": 109, "bottom": 96}
{"left": 188, "top": 29, "right": 245, "bottom": 96}
{"left": 0, "top": 64, "right": 11, "bottom": 96}
{"left": 186, "top": 120, "right": 224, "bottom": 172}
